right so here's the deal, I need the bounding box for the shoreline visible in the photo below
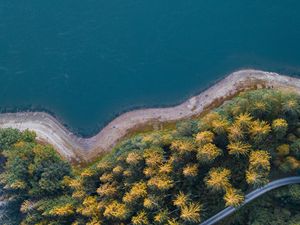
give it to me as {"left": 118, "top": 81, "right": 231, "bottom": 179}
{"left": 1, "top": 69, "right": 300, "bottom": 163}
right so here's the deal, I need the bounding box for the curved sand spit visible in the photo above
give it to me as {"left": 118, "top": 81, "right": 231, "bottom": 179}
{"left": 1, "top": 69, "right": 300, "bottom": 163}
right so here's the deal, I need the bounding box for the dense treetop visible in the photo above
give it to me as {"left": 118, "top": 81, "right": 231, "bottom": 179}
{"left": 1, "top": 89, "right": 300, "bottom": 225}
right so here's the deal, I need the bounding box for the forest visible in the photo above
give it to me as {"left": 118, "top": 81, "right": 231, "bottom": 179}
{"left": 1, "top": 89, "right": 300, "bottom": 225}
{"left": 222, "top": 183, "right": 300, "bottom": 225}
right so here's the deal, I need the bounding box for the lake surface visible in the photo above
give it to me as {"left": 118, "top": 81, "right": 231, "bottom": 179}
{"left": 1, "top": 0, "right": 300, "bottom": 136}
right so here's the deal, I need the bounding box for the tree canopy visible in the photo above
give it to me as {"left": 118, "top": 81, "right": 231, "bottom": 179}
{"left": 1, "top": 89, "right": 300, "bottom": 224}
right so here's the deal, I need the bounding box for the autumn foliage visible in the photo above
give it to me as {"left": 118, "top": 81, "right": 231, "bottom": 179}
{"left": 1, "top": 89, "right": 300, "bottom": 224}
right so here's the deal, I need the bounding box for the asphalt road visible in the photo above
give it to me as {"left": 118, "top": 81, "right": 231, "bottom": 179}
{"left": 200, "top": 176, "right": 300, "bottom": 225}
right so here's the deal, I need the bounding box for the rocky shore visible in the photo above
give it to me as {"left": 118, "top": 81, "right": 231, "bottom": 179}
{"left": 1, "top": 69, "right": 300, "bottom": 163}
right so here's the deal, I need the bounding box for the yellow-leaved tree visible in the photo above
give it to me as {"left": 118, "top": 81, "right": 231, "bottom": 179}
{"left": 180, "top": 202, "right": 202, "bottom": 223}
{"left": 249, "top": 120, "right": 271, "bottom": 144}
{"left": 205, "top": 167, "right": 232, "bottom": 192}
{"left": 123, "top": 181, "right": 147, "bottom": 204}
{"left": 272, "top": 118, "right": 288, "bottom": 139}
{"left": 246, "top": 150, "right": 271, "bottom": 187}
{"left": 173, "top": 191, "right": 190, "bottom": 209}
{"left": 227, "top": 142, "right": 251, "bottom": 157}
{"left": 132, "top": 211, "right": 149, "bottom": 225}
{"left": 197, "top": 143, "right": 222, "bottom": 164}
{"left": 195, "top": 131, "right": 215, "bottom": 145}
{"left": 223, "top": 187, "right": 244, "bottom": 207}
{"left": 103, "top": 201, "right": 129, "bottom": 220}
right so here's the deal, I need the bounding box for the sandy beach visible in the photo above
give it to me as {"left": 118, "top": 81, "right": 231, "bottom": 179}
{"left": 1, "top": 69, "right": 300, "bottom": 163}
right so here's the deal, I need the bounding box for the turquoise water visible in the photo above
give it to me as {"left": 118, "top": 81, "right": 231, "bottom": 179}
{"left": 1, "top": 1, "right": 300, "bottom": 136}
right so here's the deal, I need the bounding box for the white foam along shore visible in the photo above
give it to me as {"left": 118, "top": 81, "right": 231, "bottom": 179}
{"left": 1, "top": 69, "right": 300, "bottom": 163}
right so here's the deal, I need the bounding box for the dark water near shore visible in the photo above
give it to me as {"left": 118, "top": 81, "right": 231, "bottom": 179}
{"left": 1, "top": 1, "right": 300, "bottom": 136}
